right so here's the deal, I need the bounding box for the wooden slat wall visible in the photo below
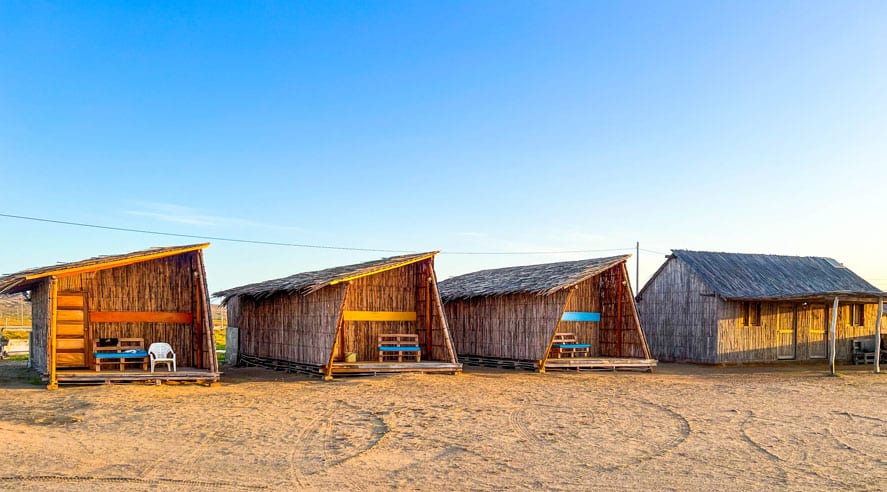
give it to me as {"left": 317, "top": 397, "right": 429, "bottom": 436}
{"left": 718, "top": 301, "right": 882, "bottom": 363}
{"left": 28, "top": 279, "right": 51, "bottom": 374}
{"left": 342, "top": 263, "right": 418, "bottom": 362}
{"left": 636, "top": 258, "right": 719, "bottom": 362}
{"left": 71, "top": 253, "right": 202, "bottom": 368}
{"left": 598, "top": 266, "right": 648, "bottom": 358}
{"left": 236, "top": 285, "right": 345, "bottom": 366}
{"left": 445, "top": 291, "right": 569, "bottom": 361}
{"left": 559, "top": 276, "right": 601, "bottom": 355}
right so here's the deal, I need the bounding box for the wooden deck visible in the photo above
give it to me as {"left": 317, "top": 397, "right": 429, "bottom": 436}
{"left": 544, "top": 357, "right": 657, "bottom": 372}
{"left": 51, "top": 367, "right": 220, "bottom": 385}
{"left": 460, "top": 355, "right": 657, "bottom": 372}
{"left": 328, "top": 361, "right": 463, "bottom": 375}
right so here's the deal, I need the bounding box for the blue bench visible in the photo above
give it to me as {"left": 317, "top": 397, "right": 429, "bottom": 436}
{"left": 550, "top": 333, "right": 591, "bottom": 358}
{"left": 378, "top": 334, "right": 421, "bottom": 362}
{"left": 93, "top": 338, "right": 149, "bottom": 371}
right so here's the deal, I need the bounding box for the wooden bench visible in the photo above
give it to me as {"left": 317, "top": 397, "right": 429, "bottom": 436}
{"left": 93, "top": 337, "right": 149, "bottom": 371}
{"left": 852, "top": 337, "right": 886, "bottom": 365}
{"left": 550, "top": 333, "right": 591, "bottom": 359}
{"left": 378, "top": 334, "right": 421, "bottom": 363}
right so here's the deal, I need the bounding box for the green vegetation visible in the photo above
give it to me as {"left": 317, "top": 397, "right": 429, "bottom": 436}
{"left": 215, "top": 327, "right": 226, "bottom": 365}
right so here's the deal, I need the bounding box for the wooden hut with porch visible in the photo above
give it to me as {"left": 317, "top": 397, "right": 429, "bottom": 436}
{"left": 636, "top": 250, "right": 885, "bottom": 365}
{"left": 439, "top": 255, "right": 656, "bottom": 372}
{"left": 214, "top": 252, "right": 461, "bottom": 379}
{"left": 0, "top": 243, "right": 219, "bottom": 388}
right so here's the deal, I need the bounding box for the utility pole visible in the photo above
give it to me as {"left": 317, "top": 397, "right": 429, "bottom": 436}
{"left": 20, "top": 295, "right": 24, "bottom": 326}
{"left": 635, "top": 241, "right": 640, "bottom": 296}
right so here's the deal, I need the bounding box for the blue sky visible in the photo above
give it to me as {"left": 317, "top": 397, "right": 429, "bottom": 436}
{"left": 2, "top": 1, "right": 886, "bottom": 294}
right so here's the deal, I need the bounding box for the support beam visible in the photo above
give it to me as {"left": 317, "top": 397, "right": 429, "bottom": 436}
{"left": 47, "top": 277, "right": 59, "bottom": 390}
{"left": 325, "top": 285, "right": 349, "bottom": 381}
{"left": 615, "top": 269, "right": 624, "bottom": 357}
{"left": 875, "top": 297, "right": 882, "bottom": 375}
{"left": 540, "top": 287, "right": 577, "bottom": 373}
{"left": 342, "top": 311, "right": 417, "bottom": 322}
{"left": 89, "top": 311, "right": 194, "bottom": 323}
{"left": 829, "top": 296, "right": 839, "bottom": 376}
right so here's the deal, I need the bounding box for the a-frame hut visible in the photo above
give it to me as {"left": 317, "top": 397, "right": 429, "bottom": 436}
{"left": 0, "top": 244, "right": 219, "bottom": 388}
{"left": 636, "top": 250, "right": 885, "bottom": 365}
{"left": 215, "top": 252, "right": 461, "bottom": 379}
{"left": 439, "top": 255, "right": 656, "bottom": 372}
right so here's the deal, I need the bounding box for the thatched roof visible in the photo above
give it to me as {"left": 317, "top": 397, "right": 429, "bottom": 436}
{"left": 438, "top": 255, "right": 629, "bottom": 302}
{"left": 214, "top": 251, "right": 438, "bottom": 302}
{"left": 0, "top": 243, "right": 209, "bottom": 295}
{"left": 671, "top": 250, "right": 884, "bottom": 301}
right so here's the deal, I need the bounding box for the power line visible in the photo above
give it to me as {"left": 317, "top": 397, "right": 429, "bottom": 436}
{"left": 0, "top": 212, "right": 635, "bottom": 256}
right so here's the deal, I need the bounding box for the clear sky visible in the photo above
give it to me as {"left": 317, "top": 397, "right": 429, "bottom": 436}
{"left": 2, "top": 1, "right": 886, "bottom": 295}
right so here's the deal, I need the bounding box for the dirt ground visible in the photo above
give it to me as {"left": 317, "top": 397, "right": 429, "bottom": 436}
{"left": 0, "top": 361, "right": 884, "bottom": 491}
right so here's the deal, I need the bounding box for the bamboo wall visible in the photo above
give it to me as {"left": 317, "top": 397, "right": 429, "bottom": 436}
{"left": 234, "top": 285, "right": 345, "bottom": 366}
{"left": 28, "top": 279, "right": 50, "bottom": 374}
{"left": 596, "top": 265, "right": 649, "bottom": 358}
{"left": 446, "top": 291, "right": 569, "bottom": 361}
{"left": 343, "top": 263, "right": 418, "bottom": 362}
{"left": 50, "top": 252, "right": 211, "bottom": 369}
{"left": 559, "top": 277, "right": 600, "bottom": 354}
{"left": 636, "top": 258, "right": 719, "bottom": 362}
{"left": 232, "top": 259, "right": 456, "bottom": 366}
{"left": 718, "top": 300, "right": 883, "bottom": 363}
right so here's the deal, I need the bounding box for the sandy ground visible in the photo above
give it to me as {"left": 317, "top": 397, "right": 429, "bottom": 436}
{"left": 0, "top": 361, "right": 884, "bottom": 491}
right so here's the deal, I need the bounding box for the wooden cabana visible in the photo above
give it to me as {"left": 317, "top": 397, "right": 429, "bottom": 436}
{"left": 215, "top": 252, "right": 461, "bottom": 379}
{"left": 636, "top": 250, "right": 886, "bottom": 371}
{"left": 0, "top": 243, "right": 219, "bottom": 388}
{"left": 439, "top": 255, "right": 656, "bottom": 372}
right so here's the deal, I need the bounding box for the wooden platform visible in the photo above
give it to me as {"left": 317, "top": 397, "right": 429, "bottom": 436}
{"left": 544, "top": 357, "right": 657, "bottom": 372}
{"left": 460, "top": 355, "right": 657, "bottom": 372}
{"left": 50, "top": 368, "right": 220, "bottom": 385}
{"left": 328, "top": 361, "right": 463, "bottom": 376}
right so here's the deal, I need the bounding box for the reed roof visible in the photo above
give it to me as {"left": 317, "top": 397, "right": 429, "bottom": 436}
{"left": 671, "top": 250, "right": 884, "bottom": 301}
{"left": 0, "top": 243, "right": 209, "bottom": 295}
{"left": 214, "top": 251, "right": 437, "bottom": 302}
{"left": 438, "top": 255, "right": 630, "bottom": 301}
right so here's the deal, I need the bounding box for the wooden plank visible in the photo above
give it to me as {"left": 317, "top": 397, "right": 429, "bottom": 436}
{"left": 325, "top": 285, "right": 350, "bottom": 380}
{"left": 342, "top": 310, "right": 417, "bottom": 322}
{"left": 57, "top": 338, "right": 85, "bottom": 350}
{"left": 875, "top": 297, "right": 882, "bottom": 374}
{"left": 56, "top": 322, "right": 85, "bottom": 337}
{"left": 56, "top": 309, "right": 84, "bottom": 322}
{"left": 57, "top": 295, "right": 84, "bottom": 308}
{"left": 23, "top": 244, "right": 209, "bottom": 282}
{"left": 829, "top": 296, "right": 839, "bottom": 375}
{"left": 56, "top": 352, "right": 85, "bottom": 367}
{"left": 328, "top": 253, "right": 437, "bottom": 286}
{"left": 561, "top": 311, "right": 601, "bottom": 322}
{"left": 89, "top": 311, "right": 193, "bottom": 323}
{"left": 48, "top": 277, "right": 59, "bottom": 389}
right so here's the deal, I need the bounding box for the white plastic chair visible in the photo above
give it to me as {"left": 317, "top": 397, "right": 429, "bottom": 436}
{"left": 148, "top": 342, "right": 176, "bottom": 372}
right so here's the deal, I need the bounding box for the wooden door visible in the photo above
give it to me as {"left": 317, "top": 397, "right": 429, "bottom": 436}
{"left": 776, "top": 303, "right": 796, "bottom": 360}
{"left": 56, "top": 292, "right": 88, "bottom": 368}
{"left": 807, "top": 304, "right": 827, "bottom": 359}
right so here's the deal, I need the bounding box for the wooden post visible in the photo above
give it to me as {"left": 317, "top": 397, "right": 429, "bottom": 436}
{"left": 194, "top": 251, "right": 217, "bottom": 374}
{"left": 429, "top": 265, "right": 459, "bottom": 366}
{"left": 540, "top": 287, "right": 577, "bottom": 373}
{"left": 325, "top": 284, "right": 349, "bottom": 381}
{"left": 615, "top": 268, "right": 624, "bottom": 357}
{"left": 875, "top": 297, "right": 882, "bottom": 374}
{"left": 829, "top": 296, "right": 839, "bottom": 376}
{"left": 622, "top": 263, "right": 653, "bottom": 360}
{"left": 47, "top": 277, "right": 59, "bottom": 390}
{"left": 425, "top": 261, "right": 432, "bottom": 356}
